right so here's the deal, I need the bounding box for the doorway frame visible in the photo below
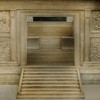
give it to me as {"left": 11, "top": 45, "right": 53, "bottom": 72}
{"left": 16, "top": 10, "right": 84, "bottom": 67}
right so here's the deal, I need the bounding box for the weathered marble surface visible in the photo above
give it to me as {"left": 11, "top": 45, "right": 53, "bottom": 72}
{"left": 0, "top": 38, "right": 10, "bottom": 62}
{"left": 0, "top": 1, "right": 99, "bottom": 85}
{"left": 0, "top": 11, "right": 10, "bottom": 32}
{"left": 91, "top": 11, "right": 100, "bottom": 31}
{"left": 90, "top": 38, "right": 100, "bottom": 61}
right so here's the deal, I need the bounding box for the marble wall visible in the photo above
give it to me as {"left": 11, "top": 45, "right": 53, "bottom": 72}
{"left": 0, "top": 11, "right": 10, "bottom": 62}
{"left": 90, "top": 11, "right": 100, "bottom": 61}
{"left": 0, "top": 1, "right": 99, "bottom": 84}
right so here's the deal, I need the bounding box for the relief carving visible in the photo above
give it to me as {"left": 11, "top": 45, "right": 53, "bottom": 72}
{"left": 0, "top": 38, "right": 10, "bottom": 62}
{"left": 90, "top": 38, "right": 100, "bottom": 61}
{"left": 0, "top": 11, "right": 10, "bottom": 32}
{"left": 91, "top": 11, "right": 100, "bottom": 31}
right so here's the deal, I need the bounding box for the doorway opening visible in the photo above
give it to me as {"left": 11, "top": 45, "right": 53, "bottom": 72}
{"left": 27, "top": 16, "right": 74, "bottom": 65}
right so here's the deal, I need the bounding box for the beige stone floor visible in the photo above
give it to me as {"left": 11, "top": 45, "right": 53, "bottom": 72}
{"left": 0, "top": 85, "right": 100, "bottom": 100}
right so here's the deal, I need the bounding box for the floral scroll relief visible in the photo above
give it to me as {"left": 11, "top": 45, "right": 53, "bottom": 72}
{"left": 0, "top": 11, "right": 10, "bottom": 32}
{"left": 90, "top": 38, "right": 100, "bottom": 61}
{"left": 0, "top": 39, "right": 10, "bottom": 62}
{"left": 91, "top": 11, "right": 100, "bottom": 31}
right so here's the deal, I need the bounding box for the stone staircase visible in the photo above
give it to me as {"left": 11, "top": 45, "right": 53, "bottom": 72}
{"left": 17, "top": 65, "right": 84, "bottom": 100}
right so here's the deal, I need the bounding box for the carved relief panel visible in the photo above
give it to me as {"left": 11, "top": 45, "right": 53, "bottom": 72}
{"left": 91, "top": 11, "right": 100, "bottom": 31}
{"left": 90, "top": 38, "right": 100, "bottom": 61}
{"left": 0, "top": 11, "right": 11, "bottom": 62}
{"left": 0, "top": 38, "right": 10, "bottom": 62}
{"left": 90, "top": 11, "right": 100, "bottom": 61}
{"left": 0, "top": 11, "right": 10, "bottom": 32}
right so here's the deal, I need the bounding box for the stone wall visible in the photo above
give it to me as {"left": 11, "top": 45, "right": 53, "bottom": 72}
{"left": 90, "top": 11, "right": 100, "bottom": 61}
{"left": 0, "top": 1, "right": 99, "bottom": 84}
{"left": 0, "top": 11, "right": 10, "bottom": 62}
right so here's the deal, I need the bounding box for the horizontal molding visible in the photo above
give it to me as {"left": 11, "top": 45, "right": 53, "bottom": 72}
{"left": 80, "top": 70, "right": 100, "bottom": 74}
{"left": 90, "top": 34, "right": 100, "bottom": 37}
{"left": 82, "top": 80, "right": 100, "bottom": 84}
{"left": 80, "top": 66, "right": 100, "bottom": 84}
{"left": 0, "top": 67, "right": 21, "bottom": 84}
{"left": 0, "top": 1, "right": 98, "bottom": 10}
{"left": 0, "top": 33, "right": 10, "bottom": 37}
{"left": 0, "top": 74, "right": 20, "bottom": 85}
{"left": 91, "top": 31, "right": 100, "bottom": 34}
{"left": 0, "top": 62, "right": 19, "bottom": 67}
{"left": 81, "top": 74, "right": 100, "bottom": 84}
{"left": 0, "top": 66, "right": 21, "bottom": 74}
{"left": 83, "top": 62, "right": 100, "bottom": 67}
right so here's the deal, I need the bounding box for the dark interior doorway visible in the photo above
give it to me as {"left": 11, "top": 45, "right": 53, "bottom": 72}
{"left": 27, "top": 16, "right": 74, "bottom": 65}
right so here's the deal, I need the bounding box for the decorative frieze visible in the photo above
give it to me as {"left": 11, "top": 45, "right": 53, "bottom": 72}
{"left": 0, "top": 38, "right": 10, "bottom": 62}
{"left": 91, "top": 11, "right": 100, "bottom": 31}
{"left": 90, "top": 38, "right": 100, "bottom": 61}
{"left": 0, "top": 11, "right": 10, "bottom": 33}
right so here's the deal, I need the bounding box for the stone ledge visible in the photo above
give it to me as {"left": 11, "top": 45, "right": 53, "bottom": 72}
{"left": 0, "top": 67, "right": 21, "bottom": 74}
{"left": 80, "top": 67, "right": 100, "bottom": 84}
{"left": 0, "top": 67, "right": 21, "bottom": 84}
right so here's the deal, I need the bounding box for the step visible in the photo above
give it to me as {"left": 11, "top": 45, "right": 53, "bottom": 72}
{"left": 23, "top": 75, "right": 78, "bottom": 78}
{"left": 22, "top": 77, "right": 78, "bottom": 81}
{"left": 21, "top": 63, "right": 77, "bottom": 70}
{"left": 22, "top": 83, "right": 79, "bottom": 86}
{"left": 24, "top": 71, "right": 77, "bottom": 75}
{"left": 22, "top": 80, "right": 79, "bottom": 84}
{"left": 24, "top": 67, "right": 76, "bottom": 70}
{"left": 24, "top": 68, "right": 76, "bottom": 70}
{"left": 21, "top": 88, "right": 81, "bottom": 92}
{"left": 23, "top": 73, "right": 77, "bottom": 76}
{"left": 24, "top": 69, "right": 77, "bottom": 72}
{"left": 23, "top": 74, "right": 77, "bottom": 76}
{"left": 23, "top": 72, "right": 77, "bottom": 74}
{"left": 17, "top": 67, "right": 84, "bottom": 100}
{"left": 22, "top": 82, "right": 79, "bottom": 85}
{"left": 17, "top": 94, "right": 84, "bottom": 99}
{"left": 20, "top": 91, "right": 81, "bottom": 95}
{"left": 21, "top": 84, "right": 79, "bottom": 88}
{"left": 16, "top": 98, "right": 84, "bottom": 100}
{"left": 21, "top": 90, "right": 81, "bottom": 93}
{"left": 17, "top": 98, "right": 84, "bottom": 100}
{"left": 24, "top": 67, "right": 77, "bottom": 72}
